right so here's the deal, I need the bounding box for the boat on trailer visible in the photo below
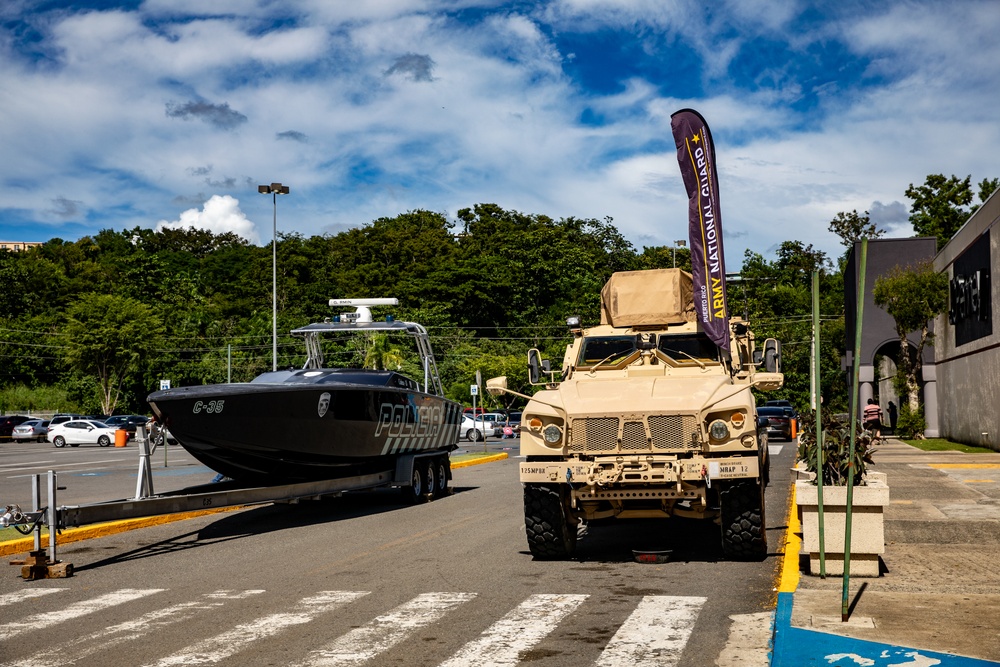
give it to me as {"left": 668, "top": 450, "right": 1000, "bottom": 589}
{"left": 147, "top": 299, "right": 462, "bottom": 484}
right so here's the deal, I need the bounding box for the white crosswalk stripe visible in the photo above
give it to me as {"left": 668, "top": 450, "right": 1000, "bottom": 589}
{"left": 438, "top": 593, "right": 589, "bottom": 667}
{"left": 596, "top": 595, "right": 706, "bottom": 667}
{"left": 142, "top": 590, "right": 369, "bottom": 667}
{"left": 0, "top": 588, "right": 163, "bottom": 641}
{"left": 0, "top": 588, "right": 714, "bottom": 666}
{"left": 0, "top": 589, "right": 66, "bottom": 607}
{"left": 3, "top": 590, "right": 266, "bottom": 667}
{"left": 297, "top": 592, "right": 477, "bottom": 666}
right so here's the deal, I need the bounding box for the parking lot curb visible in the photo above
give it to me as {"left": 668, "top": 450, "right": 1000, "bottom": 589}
{"left": 450, "top": 452, "right": 508, "bottom": 469}
{"left": 0, "top": 505, "right": 246, "bottom": 558}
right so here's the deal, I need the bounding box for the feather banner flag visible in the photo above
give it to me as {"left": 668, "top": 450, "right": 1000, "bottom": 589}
{"left": 670, "top": 108, "right": 730, "bottom": 352}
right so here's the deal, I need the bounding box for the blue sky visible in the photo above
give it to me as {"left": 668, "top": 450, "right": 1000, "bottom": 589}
{"left": 2, "top": 0, "right": 998, "bottom": 267}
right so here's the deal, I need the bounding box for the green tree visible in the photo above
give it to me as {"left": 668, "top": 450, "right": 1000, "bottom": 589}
{"left": 905, "top": 174, "right": 997, "bottom": 250}
{"left": 61, "top": 294, "right": 165, "bottom": 415}
{"left": 828, "top": 210, "right": 884, "bottom": 248}
{"left": 872, "top": 261, "right": 949, "bottom": 418}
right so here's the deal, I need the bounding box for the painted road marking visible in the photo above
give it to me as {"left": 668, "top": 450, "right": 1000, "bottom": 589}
{"left": 0, "top": 589, "right": 163, "bottom": 641}
{"left": 929, "top": 463, "right": 1000, "bottom": 469}
{"left": 438, "top": 593, "right": 588, "bottom": 667}
{"left": 596, "top": 595, "right": 706, "bottom": 667}
{"left": 0, "top": 588, "right": 66, "bottom": 607}
{"left": 298, "top": 592, "right": 477, "bottom": 666}
{"left": 5, "top": 590, "right": 265, "bottom": 667}
{"left": 143, "top": 590, "right": 369, "bottom": 667}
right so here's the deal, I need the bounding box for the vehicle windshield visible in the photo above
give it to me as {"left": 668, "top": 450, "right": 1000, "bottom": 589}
{"left": 577, "top": 336, "right": 638, "bottom": 368}
{"left": 657, "top": 334, "right": 721, "bottom": 365}
{"left": 577, "top": 333, "right": 721, "bottom": 369}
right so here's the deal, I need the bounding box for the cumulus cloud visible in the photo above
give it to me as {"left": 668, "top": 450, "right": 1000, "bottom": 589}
{"left": 165, "top": 101, "right": 248, "bottom": 130}
{"left": 277, "top": 130, "right": 308, "bottom": 142}
{"left": 384, "top": 53, "right": 435, "bottom": 82}
{"left": 156, "top": 195, "right": 259, "bottom": 244}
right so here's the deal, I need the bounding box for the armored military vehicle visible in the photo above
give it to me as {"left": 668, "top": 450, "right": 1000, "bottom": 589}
{"left": 487, "top": 268, "right": 783, "bottom": 560}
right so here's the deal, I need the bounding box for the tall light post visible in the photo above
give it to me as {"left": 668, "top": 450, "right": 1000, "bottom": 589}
{"left": 258, "top": 182, "right": 290, "bottom": 371}
{"left": 673, "top": 239, "right": 687, "bottom": 268}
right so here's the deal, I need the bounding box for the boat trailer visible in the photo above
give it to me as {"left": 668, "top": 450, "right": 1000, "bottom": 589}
{"left": 2, "top": 426, "right": 443, "bottom": 580}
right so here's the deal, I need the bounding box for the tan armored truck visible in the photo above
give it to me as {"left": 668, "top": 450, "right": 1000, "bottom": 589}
{"left": 487, "top": 268, "right": 783, "bottom": 560}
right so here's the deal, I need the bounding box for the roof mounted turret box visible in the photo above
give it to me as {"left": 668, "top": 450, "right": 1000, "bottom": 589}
{"left": 600, "top": 268, "right": 696, "bottom": 327}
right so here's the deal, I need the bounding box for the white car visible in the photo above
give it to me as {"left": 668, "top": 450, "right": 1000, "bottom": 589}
{"left": 461, "top": 414, "right": 498, "bottom": 442}
{"left": 47, "top": 419, "right": 119, "bottom": 448}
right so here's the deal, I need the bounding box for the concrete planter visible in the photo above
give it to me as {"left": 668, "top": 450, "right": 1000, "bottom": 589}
{"left": 796, "top": 472, "right": 888, "bottom": 577}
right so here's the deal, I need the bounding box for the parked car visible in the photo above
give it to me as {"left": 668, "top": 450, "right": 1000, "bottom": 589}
{"left": 47, "top": 419, "right": 119, "bottom": 448}
{"left": 48, "top": 414, "right": 85, "bottom": 429}
{"left": 460, "top": 414, "right": 499, "bottom": 442}
{"left": 0, "top": 415, "right": 33, "bottom": 440}
{"left": 12, "top": 419, "right": 50, "bottom": 442}
{"left": 757, "top": 406, "right": 793, "bottom": 441}
{"left": 104, "top": 414, "right": 150, "bottom": 439}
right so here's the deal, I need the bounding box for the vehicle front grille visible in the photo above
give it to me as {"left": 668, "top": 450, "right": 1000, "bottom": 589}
{"left": 567, "top": 415, "right": 700, "bottom": 453}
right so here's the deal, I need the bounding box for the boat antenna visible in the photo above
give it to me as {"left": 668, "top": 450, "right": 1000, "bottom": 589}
{"left": 329, "top": 298, "right": 399, "bottom": 324}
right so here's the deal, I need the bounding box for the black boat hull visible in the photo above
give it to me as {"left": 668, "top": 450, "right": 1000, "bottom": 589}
{"left": 147, "top": 379, "right": 462, "bottom": 483}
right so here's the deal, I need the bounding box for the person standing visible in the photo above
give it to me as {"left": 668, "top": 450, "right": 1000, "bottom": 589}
{"left": 863, "top": 398, "right": 884, "bottom": 439}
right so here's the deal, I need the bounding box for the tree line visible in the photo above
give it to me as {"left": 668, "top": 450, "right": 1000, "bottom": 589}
{"left": 0, "top": 174, "right": 993, "bottom": 420}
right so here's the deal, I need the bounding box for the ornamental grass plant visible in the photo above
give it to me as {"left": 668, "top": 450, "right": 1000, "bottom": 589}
{"left": 796, "top": 411, "right": 877, "bottom": 486}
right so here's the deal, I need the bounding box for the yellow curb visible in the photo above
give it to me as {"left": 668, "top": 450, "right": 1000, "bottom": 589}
{"left": 0, "top": 506, "right": 246, "bottom": 558}
{"left": 930, "top": 463, "right": 1000, "bottom": 469}
{"left": 450, "top": 453, "right": 508, "bottom": 469}
{"left": 777, "top": 482, "right": 801, "bottom": 593}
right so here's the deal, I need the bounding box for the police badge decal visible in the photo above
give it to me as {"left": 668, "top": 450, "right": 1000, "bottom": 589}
{"left": 317, "top": 392, "right": 331, "bottom": 418}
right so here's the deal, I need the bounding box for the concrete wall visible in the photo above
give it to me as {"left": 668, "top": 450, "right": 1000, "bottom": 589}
{"left": 933, "top": 188, "right": 1000, "bottom": 450}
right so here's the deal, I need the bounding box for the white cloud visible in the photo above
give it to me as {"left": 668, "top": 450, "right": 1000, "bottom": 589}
{"left": 156, "top": 195, "right": 260, "bottom": 244}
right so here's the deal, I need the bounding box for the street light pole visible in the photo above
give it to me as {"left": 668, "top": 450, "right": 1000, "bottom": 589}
{"left": 258, "top": 182, "right": 290, "bottom": 371}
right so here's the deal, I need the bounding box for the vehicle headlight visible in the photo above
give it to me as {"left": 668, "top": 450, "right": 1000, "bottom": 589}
{"left": 542, "top": 424, "right": 563, "bottom": 444}
{"left": 709, "top": 419, "right": 730, "bottom": 441}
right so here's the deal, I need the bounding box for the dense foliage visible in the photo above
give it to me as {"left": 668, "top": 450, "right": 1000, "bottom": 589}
{"left": 0, "top": 203, "right": 850, "bottom": 415}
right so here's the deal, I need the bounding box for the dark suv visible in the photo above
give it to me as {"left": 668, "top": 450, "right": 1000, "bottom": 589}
{"left": 104, "top": 415, "right": 150, "bottom": 439}
{"left": 0, "top": 415, "right": 33, "bottom": 440}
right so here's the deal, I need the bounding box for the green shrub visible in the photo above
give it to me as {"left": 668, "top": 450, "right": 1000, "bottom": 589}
{"left": 894, "top": 403, "right": 925, "bottom": 439}
{"left": 797, "top": 410, "right": 876, "bottom": 486}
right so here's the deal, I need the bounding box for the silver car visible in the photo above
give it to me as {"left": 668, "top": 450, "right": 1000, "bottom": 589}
{"left": 12, "top": 419, "right": 50, "bottom": 442}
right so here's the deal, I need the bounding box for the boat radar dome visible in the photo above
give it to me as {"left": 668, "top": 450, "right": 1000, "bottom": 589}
{"left": 328, "top": 298, "right": 399, "bottom": 324}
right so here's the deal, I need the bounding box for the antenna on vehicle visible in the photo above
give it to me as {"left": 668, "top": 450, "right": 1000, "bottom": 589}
{"left": 329, "top": 298, "right": 399, "bottom": 324}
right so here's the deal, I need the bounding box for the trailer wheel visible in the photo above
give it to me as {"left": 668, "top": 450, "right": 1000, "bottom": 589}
{"left": 432, "top": 457, "right": 449, "bottom": 498}
{"left": 720, "top": 479, "right": 767, "bottom": 561}
{"left": 401, "top": 462, "right": 428, "bottom": 504}
{"left": 523, "top": 484, "right": 577, "bottom": 559}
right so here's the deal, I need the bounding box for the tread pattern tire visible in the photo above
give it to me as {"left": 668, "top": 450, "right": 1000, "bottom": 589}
{"left": 720, "top": 479, "right": 767, "bottom": 561}
{"left": 432, "top": 458, "right": 449, "bottom": 498}
{"left": 523, "top": 484, "right": 577, "bottom": 559}
{"left": 401, "top": 462, "right": 427, "bottom": 504}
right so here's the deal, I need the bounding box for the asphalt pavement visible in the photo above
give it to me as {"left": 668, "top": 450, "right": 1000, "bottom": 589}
{"left": 772, "top": 436, "right": 1000, "bottom": 666}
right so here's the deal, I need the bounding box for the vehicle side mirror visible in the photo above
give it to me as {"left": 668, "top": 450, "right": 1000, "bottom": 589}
{"left": 762, "top": 338, "right": 781, "bottom": 373}
{"left": 528, "top": 348, "right": 547, "bottom": 384}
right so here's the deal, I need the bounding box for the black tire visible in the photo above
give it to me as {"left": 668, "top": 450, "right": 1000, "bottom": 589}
{"left": 53, "top": 436, "right": 66, "bottom": 448}
{"left": 432, "top": 457, "right": 449, "bottom": 498}
{"left": 401, "top": 461, "right": 428, "bottom": 504}
{"left": 720, "top": 479, "right": 767, "bottom": 561}
{"left": 466, "top": 428, "right": 483, "bottom": 442}
{"left": 98, "top": 435, "right": 111, "bottom": 447}
{"left": 523, "top": 484, "right": 577, "bottom": 559}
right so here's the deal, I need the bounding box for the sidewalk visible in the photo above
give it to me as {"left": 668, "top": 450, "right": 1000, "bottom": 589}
{"left": 772, "top": 437, "right": 1000, "bottom": 666}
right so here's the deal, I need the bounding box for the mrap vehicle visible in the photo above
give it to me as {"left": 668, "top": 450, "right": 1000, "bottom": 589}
{"left": 487, "top": 268, "right": 783, "bottom": 560}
